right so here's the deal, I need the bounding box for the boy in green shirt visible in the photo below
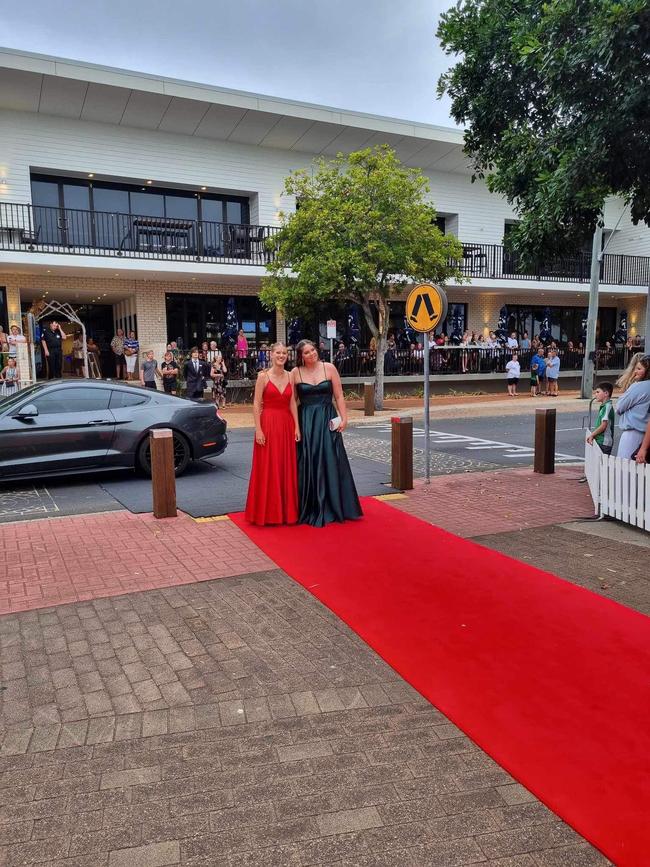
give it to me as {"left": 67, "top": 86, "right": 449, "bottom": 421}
{"left": 579, "top": 381, "right": 615, "bottom": 483}
{"left": 587, "top": 381, "right": 615, "bottom": 455}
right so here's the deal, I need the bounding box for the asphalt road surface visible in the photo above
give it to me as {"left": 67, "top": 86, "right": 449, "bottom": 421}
{"left": 349, "top": 409, "right": 591, "bottom": 468}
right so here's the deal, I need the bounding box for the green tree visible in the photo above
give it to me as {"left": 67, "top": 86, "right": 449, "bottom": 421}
{"left": 261, "top": 146, "right": 463, "bottom": 409}
{"left": 437, "top": 0, "right": 650, "bottom": 261}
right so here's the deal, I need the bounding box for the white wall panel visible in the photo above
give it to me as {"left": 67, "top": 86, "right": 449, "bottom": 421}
{"left": 1, "top": 108, "right": 649, "bottom": 257}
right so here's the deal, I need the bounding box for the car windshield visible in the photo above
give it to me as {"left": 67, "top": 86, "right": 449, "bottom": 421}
{"left": 0, "top": 383, "right": 45, "bottom": 412}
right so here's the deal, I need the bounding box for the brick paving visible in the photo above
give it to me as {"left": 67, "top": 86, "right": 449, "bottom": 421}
{"left": 0, "top": 467, "right": 629, "bottom": 865}
{"left": 392, "top": 467, "right": 594, "bottom": 537}
{"left": 0, "top": 511, "right": 272, "bottom": 616}
{"left": 474, "top": 524, "right": 650, "bottom": 617}
{"left": 0, "top": 570, "right": 608, "bottom": 866}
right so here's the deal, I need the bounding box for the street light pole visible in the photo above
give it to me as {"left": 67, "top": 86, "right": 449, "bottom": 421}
{"left": 580, "top": 224, "right": 604, "bottom": 399}
{"left": 644, "top": 283, "right": 650, "bottom": 348}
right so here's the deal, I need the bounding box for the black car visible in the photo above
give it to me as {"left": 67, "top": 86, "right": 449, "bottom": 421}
{"left": 0, "top": 380, "right": 227, "bottom": 480}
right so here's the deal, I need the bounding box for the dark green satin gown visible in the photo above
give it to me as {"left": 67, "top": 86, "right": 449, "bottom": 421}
{"left": 296, "top": 378, "right": 363, "bottom": 527}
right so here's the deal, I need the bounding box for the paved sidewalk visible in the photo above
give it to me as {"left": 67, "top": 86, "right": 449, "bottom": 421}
{"left": 223, "top": 393, "right": 592, "bottom": 428}
{"left": 0, "top": 571, "right": 607, "bottom": 867}
{"left": 392, "top": 467, "right": 594, "bottom": 537}
{"left": 1, "top": 467, "right": 634, "bottom": 866}
{"left": 0, "top": 511, "right": 272, "bottom": 615}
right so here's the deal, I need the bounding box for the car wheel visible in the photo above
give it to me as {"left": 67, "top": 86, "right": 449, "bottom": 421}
{"left": 137, "top": 432, "right": 191, "bottom": 477}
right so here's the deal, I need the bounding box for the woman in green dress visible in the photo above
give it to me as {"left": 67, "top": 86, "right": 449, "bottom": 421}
{"left": 291, "top": 339, "right": 363, "bottom": 527}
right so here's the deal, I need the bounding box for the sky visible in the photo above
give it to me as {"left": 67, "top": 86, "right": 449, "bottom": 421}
{"left": 0, "top": 0, "right": 460, "bottom": 127}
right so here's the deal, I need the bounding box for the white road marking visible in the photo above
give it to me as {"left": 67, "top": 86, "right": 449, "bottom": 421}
{"left": 352, "top": 424, "right": 582, "bottom": 462}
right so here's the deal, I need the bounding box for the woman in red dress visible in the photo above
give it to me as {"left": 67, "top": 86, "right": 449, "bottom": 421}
{"left": 245, "top": 342, "right": 301, "bottom": 525}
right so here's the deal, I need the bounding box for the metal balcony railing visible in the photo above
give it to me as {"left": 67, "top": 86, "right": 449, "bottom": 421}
{"left": 1, "top": 201, "right": 650, "bottom": 284}
{"left": 216, "top": 344, "right": 632, "bottom": 380}
{"left": 0, "top": 202, "right": 279, "bottom": 266}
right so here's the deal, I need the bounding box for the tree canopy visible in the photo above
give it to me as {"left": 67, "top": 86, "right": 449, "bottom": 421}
{"left": 437, "top": 0, "right": 650, "bottom": 260}
{"left": 261, "top": 145, "right": 463, "bottom": 406}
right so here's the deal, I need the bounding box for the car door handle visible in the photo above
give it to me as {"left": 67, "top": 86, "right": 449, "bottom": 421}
{"left": 87, "top": 419, "right": 109, "bottom": 425}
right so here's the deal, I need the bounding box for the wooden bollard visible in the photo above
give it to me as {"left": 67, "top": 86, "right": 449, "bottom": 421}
{"left": 364, "top": 382, "right": 375, "bottom": 416}
{"left": 391, "top": 416, "right": 413, "bottom": 490}
{"left": 534, "top": 408, "right": 556, "bottom": 474}
{"left": 150, "top": 429, "right": 177, "bottom": 518}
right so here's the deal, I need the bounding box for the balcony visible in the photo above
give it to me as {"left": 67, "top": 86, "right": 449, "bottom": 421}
{"left": 0, "top": 202, "right": 279, "bottom": 267}
{"left": 455, "top": 243, "right": 650, "bottom": 287}
{"left": 1, "top": 201, "right": 650, "bottom": 286}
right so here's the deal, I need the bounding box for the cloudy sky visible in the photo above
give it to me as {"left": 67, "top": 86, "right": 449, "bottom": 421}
{"left": 1, "top": 0, "right": 459, "bottom": 126}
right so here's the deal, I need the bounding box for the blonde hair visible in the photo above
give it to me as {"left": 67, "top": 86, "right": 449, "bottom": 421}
{"left": 616, "top": 352, "right": 645, "bottom": 391}
{"left": 269, "top": 341, "right": 287, "bottom": 352}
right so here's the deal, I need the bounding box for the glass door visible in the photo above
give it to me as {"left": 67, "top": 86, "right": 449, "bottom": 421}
{"left": 31, "top": 179, "right": 63, "bottom": 245}
{"left": 62, "top": 184, "right": 92, "bottom": 247}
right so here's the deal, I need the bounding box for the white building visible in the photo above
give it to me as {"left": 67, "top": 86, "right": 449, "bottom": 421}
{"left": 0, "top": 47, "right": 647, "bottom": 375}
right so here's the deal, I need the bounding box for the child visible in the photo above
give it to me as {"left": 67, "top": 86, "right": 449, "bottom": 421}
{"left": 160, "top": 351, "right": 179, "bottom": 395}
{"left": 505, "top": 352, "right": 520, "bottom": 396}
{"left": 140, "top": 350, "right": 161, "bottom": 390}
{"left": 546, "top": 348, "right": 560, "bottom": 396}
{"left": 531, "top": 346, "right": 546, "bottom": 395}
{"left": 0, "top": 357, "right": 19, "bottom": 395}
{"left": 579, "top": 381, "right": 615, "bottom": 482}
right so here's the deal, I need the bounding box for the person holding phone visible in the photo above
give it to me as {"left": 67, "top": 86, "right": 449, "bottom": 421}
{"left": 41, "top": 320, "right": 68, "bottom": 379}
{"left": 290, "top": 339, "right": 362, "bottom": 527}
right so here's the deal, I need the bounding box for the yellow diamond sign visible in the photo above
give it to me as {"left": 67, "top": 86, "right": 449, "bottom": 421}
{"left": 405, "top": 283, "right": 448, "bottom": 333}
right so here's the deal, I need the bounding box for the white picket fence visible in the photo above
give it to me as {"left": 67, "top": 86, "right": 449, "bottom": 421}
{"left": 585, "top": 439, "right": 650, "bottom": 530}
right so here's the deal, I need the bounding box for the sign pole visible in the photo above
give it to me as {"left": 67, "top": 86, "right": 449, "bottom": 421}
{"left": 423, "top": 333, "right": 430, "bottom": 484}
{"left": 404, "top": 283, "right": 448, "bottom": 489}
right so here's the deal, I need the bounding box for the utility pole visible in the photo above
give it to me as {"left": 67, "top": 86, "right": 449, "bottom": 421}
{"left": 580, "top": 224, "right": 604, "bottom": 399}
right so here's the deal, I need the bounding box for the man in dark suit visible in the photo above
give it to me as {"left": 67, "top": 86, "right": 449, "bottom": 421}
{"left": 183, "top": 347, "right": 209, "bottom": 398}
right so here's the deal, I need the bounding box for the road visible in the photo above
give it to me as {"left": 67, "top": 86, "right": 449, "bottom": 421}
{"left": 348, "top": 409, "right": 591, "bottom": 467}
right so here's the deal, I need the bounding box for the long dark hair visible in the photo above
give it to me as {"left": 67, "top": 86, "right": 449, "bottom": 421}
{"left": 296, "top": 339, "right": 317, "bottom": 366}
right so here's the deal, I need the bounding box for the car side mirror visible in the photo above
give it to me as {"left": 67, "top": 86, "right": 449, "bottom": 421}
{"left": 15, "top": 404, "right": 39, "bottom": 419}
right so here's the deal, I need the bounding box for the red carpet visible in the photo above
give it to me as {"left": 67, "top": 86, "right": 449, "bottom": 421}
{"left": 231, "top": 498, "right": 650, "bottom": 866}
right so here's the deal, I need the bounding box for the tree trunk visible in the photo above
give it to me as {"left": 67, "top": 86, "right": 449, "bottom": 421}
{"left": 358, "top": 296, "right": 390, "bottom": 410}
{"left": 374, "top": 334, "right": 387, "bottom": 410}
{"left": 374, "top": 298, "right": 391, "bottom": 410}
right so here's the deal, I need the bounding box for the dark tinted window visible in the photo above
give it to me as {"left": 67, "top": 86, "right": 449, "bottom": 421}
{"left": 93, "top": 187, "right": 130, "bottom": 214}
{"left": 110, "top": 390, "right": 150, "bottom": 409}
{"left": 165, "top": 195, "right": 198, "bottom": 221}
{"left": 130, "top": 192, "right": 164, "bottom": 217}
{"left": 33, "top": 388, "right": 111, "bottom": 414}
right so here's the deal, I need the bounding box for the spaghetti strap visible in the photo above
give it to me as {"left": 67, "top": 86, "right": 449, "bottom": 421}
{"left": 323, "top": 361, "right": 328, "bottom": 381}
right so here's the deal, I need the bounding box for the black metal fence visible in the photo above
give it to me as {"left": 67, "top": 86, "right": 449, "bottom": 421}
{"left": 3, "top": 201, "right": 650, "bottom": 284}
{"left": 453, "top": 243, "right": 650, "bottom": 286}
{"left": 215, "top": 344, "right": 630, "bottom": 380}
{"left": 0, "top": 202, "right": 279, "bottom": 266}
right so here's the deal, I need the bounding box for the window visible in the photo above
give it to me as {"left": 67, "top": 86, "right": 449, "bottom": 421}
{"left": 30, "top": 174, "right": 250, "bottom": 254}
{"left": 503, "top": 304, "right": 616, "bottom": 344}
{"left": 130, "top": 191, "right": 165, "bottom": 217}
{"left": 165, "top": 293, "right": 275, "bottom": 349}
{"left": 435, "top": 216, "right": 446, "bottom": 234}
{"left": 110, "top": 390, "right": 149, "bottom": 409}
{"left": 33, "top": 387, "right": 112, "bottom": 414}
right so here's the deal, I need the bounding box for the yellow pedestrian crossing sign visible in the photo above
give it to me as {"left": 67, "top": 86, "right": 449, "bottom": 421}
{"left": 405, "top": 283, "right": 448, "bottom": 333}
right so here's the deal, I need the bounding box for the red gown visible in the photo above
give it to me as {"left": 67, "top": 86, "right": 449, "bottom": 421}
{"left": 245, "top": 380, "right": 299, "bottom": 525}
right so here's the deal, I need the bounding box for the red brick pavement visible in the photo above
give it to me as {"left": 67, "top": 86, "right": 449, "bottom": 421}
{"left": 0, "top": 467, "right": 593, "bottom": 616}
{"left": 392, "top": 466, "right": 594, "bottom": 537}
{"left": 0, "top": 510, "right": 273, "bottom": 615}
